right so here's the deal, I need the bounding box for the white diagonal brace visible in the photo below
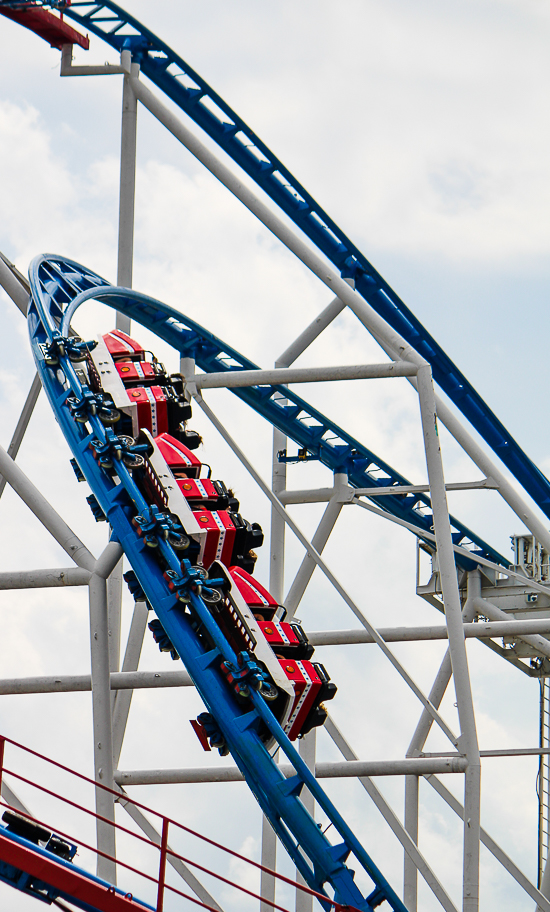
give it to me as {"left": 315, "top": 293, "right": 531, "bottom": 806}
{"left": 0, "top": 372, "right": 41, "bottom": 500}
{"left": 196, "top": 395, "right": 458, "bottom": 747}
{"left": 325, "top": 715, "right": 459, "bottom": 912}
{"left": 426, "top": 774, "right": 550, "bottom": 912}
{"left": 0, "top": 444, "right": 95, "bottom": 571}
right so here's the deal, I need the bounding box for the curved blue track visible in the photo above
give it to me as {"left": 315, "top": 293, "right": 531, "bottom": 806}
{"left": 6, "top": 0, "right": 547, "bottom": 520}
{"left": 33, "top": 254, "right": 506, "bottom": 569}
{"left": 28, "top": 252, "right": 411, "bottom": 912}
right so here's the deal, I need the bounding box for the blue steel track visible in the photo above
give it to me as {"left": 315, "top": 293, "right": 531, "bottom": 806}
{"left": 28, "top": 253, "right": 410, "bottom": 911}
{"left": 7, "top": 0, "right": 549, "bottom": 521}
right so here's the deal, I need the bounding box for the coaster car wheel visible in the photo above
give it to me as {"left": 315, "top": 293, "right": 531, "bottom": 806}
{"left": 256, "top": 680, "right": 278, "bottom": 701}
{"left": 99, "top": 406, "right": 121, "bottom": 425}
{"left": 168, "top": 531, "right": 190, "bottom": 550}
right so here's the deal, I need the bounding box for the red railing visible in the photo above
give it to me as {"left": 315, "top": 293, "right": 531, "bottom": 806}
{"left": 0, "top": 734, "right": 357, "bottom": 912}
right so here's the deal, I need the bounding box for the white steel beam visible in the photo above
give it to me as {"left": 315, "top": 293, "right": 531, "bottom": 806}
{"left": 193, "top": 361, "right": 417, "bottom": 390}
{"left": 0, "top": 567, "right": 91, "bottom": 589}
{"left": 417, "top": 365, "right": 481, "bottom": 912}
{"left": 0, "top": 444, "right": 95, "bottom": 572}
{"left": 0, "top": 253, "right": 29, "bottom": 315}
{"left": 263, "top": 420, "right": 287, "bottom": 910}
{"left": 284, "top": 474, "right": 346, "bottom": 617}
{"left": 0, "top": 372, "right": 41, "bottom": 500}
{"left": 60, "top": 44, "right": 128, "bottom": 76}
{"left": 472, "top": 596, "right": 550, "bottom": 660}
{"left": 115, "top": 756, "right": 467, "bottom": 786}
{"left": 280, "top": 478, "right": 497, "bottom": 504}
{"left": 325, "top": 715, "right": 459, "bottom": 912}
{"left": 402, "top": 571, "right": 478, "bottom": 909}
{"left": 116, "top": 51, "right": 139, "bottom": 335}
{"left": 426, "top": 774, "right": 550, "bottom": 912}
{"left": 0, "top": 669, "right": 192, "bottom": 695}
{"left": 196, "top": 395, "right": 459, "bottom": 746}
{"left": 308, "top": 618, "right": 550, "bottom": 645}
{"left": 296, "top": 731, "right": 316, "bottom": 912}
{"left": 112, "top": 599, "right": 149, "bottom": 766}
{"left": 89, "top": 569, "right": 116, "bottom": 883}
{"left": 276, "top": 294, "right": 346, "bottom": 369}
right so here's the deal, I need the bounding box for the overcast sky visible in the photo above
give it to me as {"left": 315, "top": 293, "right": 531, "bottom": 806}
{"left": 0, "top": 2, "right": 549, "bottom": 910}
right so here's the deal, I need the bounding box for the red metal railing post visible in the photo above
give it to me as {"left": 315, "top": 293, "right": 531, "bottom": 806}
{"left": 156, "top": 817, "right": 169, "bottom": 912}
{"left": 0, "top": 737, "right": 6, "bottom": 797}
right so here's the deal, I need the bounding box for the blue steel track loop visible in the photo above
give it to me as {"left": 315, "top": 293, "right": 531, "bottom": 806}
{"left": 35, "top": 254, "right": 505, "bottom": 569}
{"left": 28, "top": 252, "right": 410, "bottom": 911}
{"left": 1, "top": 0, "right": 547, "bottom": 519}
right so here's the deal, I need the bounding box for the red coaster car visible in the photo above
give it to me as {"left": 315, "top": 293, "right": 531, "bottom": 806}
{"left": 279, "top": 659, "right": 336, "bottom": 740}
{"left": 229, "top": 566, "right": 278, "bottom": 618}
{"left": 103, "top": 329, "right": 146, "bottom": 361}
{"left": 155, "top": 432, "right": 201, "bottom": 479}
{"left": 126, "top": 385, "right": 169, "bottom": 437}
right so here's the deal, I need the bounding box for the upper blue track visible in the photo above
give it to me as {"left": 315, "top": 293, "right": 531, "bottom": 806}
{"left": 6, "top": 0, "right": 547, "bottom": 522}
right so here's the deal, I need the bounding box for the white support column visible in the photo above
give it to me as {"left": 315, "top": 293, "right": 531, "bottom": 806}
{"left": 327, "top": 716, "right": 458, "bottom": 912}
{"left": 403, "top": 774, "right": 419, "bottom": 911}
{"left": 88, "top": 571, "right": 116, "bottom": 883}
{"left": 261, "top": 419, "right": 287, "bottom": 910}
{"left": 417, "top": 365, "right": 481, "bottom": 912}
{"left": 107, "top": 556, "right": 123, "bottom": 713}
{"left": 538, "top": 853, "right": 550, "bottom": 911}
{"left": 260, "top": 808, "right": 278, "bottom": 912}
{"left": 270, "top": 425, "right": 287, "bottom": 603}
{"left": 112, "top": 599, "right": 149, "bottom": 766}
{"left": 404, "top": 572, "right": 480, "bottom": 908}
{"left": 117, "top": 50, "right": 139, "bottom": 333}
{"left": 285, "top": 474, "right": 346, "bottom": 617}
{"left": 296, "top": 731, "right": 316, "bottom": 912}
{"left": 0, "top": 373, "right": 41, "bottom": 500}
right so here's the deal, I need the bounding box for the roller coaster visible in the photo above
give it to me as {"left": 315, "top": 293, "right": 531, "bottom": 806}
{"left": 0, "top": 3, "right": 548, "bottom": 912}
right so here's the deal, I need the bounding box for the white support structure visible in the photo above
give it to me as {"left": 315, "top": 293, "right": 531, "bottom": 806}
{"left": 193, "top": 361, "right": 417, "bottom": 390}
{"left": 284, "top": 474, "right": 346, "bottom": 616}
{"left": 88, "top": 568, "right": 116, "bottom": 882}
{"left": 116, "top": 51, "right": 139, "bottom": 333}
{"left": 115, "top": 755, "right": 468, "bottom": 786}
{"left": 296, "top": 731, "right": 316, "bottom": 912}
{"left": 0, "top": 372, "right": 41, "bottom": 500}
{"left": 417, "top": 365, "right": 481, "bottom": 912}
{"left": 0, "top": 27, "right": 548, "bottom": 912}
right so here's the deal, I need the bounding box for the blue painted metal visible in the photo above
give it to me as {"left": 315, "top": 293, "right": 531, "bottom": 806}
{"left": 39, "top": 253, "right": 507, "bottom": 568}
{"left": 0, "top": 825, "right": 154, "bottom": 911}
{"left": 28, "top": 252, "right": 411, "bottom": 911}
{"left": 1, "top": 0, "right": 546, "bottom": 519}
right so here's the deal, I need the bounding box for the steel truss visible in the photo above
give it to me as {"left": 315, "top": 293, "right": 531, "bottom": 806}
{"left": 0, "top": 5, "right": 549, "bottom": 912}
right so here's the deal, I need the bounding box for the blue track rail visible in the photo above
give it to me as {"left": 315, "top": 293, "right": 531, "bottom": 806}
{"left": 33, "top": 254, "right": 507, "bottom": 569}
{"left": 28, "top": 252, "right": 412, "bottom": 911}
{"left": 1, "top": 0, "right": 547, "bottom": 518}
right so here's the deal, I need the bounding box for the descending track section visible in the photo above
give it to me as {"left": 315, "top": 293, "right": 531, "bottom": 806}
{"left": 4, "top": 0, "right": 547, "bottom": 517}
{"left": 28, "top": 251, "right": 410, "bottom": 912}
{"left": 31, "top": 255, "right": 506, "bottom": 569}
